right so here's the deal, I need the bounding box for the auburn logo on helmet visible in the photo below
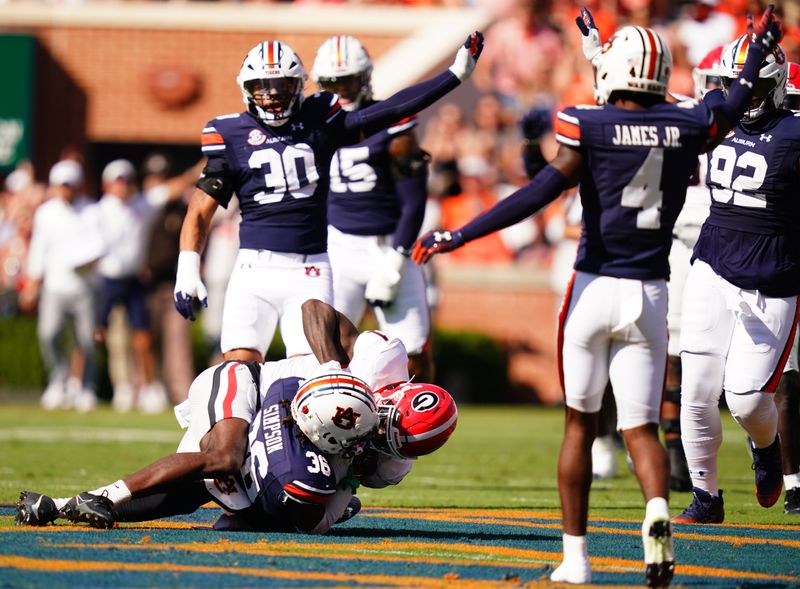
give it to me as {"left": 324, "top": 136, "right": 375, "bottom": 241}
{"left": 332, "top": 406, "right": 360, "bottom": 429}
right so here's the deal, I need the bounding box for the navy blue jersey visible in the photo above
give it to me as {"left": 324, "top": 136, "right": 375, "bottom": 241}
{"left": 244, "top": 376, "right": 338, "bottom": 529}
{"left": 327, "top": 106, "right": 417, "bottom": 236}
{"left": 200, "top": 93, "right": 357, "bottom": 254}
{"left": 555, "top": 101, "right": 714, "bottom": 280}
{"left": 696, "top": 109, "right": 800, "bottom": 296}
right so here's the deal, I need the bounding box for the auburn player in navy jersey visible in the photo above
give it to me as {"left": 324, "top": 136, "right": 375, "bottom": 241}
{"left": 673, "top": 34, "right": 800, "bottom": 524}
{"left": 311, "top": 35, "right": 434, "bottom": 383}
{"left": 174, "top": 34, "right": 483, "bottom": 366}
{"left": 413, "top": 7, "right": 781, "bottom": 587}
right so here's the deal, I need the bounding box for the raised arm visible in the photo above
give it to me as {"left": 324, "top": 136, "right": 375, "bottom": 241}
{"left": 301, "top": 299, "right": 359, "bottom": 365}
{"left": 365, "top": 131, "right": 429, "bottom": 307}
{"left": 705, "top": 6, "right": 783, "bottom": 149}
{"left": 412, "top": 146, "right": 583, "bottom": 264}
{"left": 344, "top": 33, "right": 483, "bottom": 137}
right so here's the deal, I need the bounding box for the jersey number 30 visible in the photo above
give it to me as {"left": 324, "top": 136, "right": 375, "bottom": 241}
{"left": 249, "top": 144, "right": 320, "bottom": 204}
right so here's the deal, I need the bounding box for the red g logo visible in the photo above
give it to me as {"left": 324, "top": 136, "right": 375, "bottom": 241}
{"left": 332, "top": 406, "right": 360, "bottom": 429}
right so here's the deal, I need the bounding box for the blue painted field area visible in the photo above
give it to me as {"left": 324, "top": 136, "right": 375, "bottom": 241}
{"left": 2, "top": 505, "right": 799, "bottom": 588}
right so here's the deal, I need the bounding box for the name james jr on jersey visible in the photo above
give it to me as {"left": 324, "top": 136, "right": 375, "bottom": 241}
{"left": 611, "top": 124, "right": 682, "bottom": 147}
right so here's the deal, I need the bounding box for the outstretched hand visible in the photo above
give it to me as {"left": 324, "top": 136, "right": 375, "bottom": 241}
{"left": 411, "top": 230, "right": 465, "bottom": 265}
{"left": 575, "top": 6, "right": 602, "bottom": 62}
{"left": 449, "top": 31, "right": 485, "bottom": 82}
{"left": 748, "top": 4, "right": 783, "bottom": 52}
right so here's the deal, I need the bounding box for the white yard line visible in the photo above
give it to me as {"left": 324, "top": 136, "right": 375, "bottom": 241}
{"left": 0, "top": 427, "right": 180, "bottom": 444}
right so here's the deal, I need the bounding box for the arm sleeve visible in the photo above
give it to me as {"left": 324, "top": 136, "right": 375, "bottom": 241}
{"left": 708, "top": 43, "right": 767, "bottom": 133}
{"left": 344, "top": 71, "right": 460, "bottom": 137}
{"left": 459, "top": 165, "right": 568, "bottom": 243}
{"left": 392, "top": 174, "right": 428, "bottom": 251}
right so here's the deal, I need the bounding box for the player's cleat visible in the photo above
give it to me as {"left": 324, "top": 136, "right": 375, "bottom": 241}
{"left": 335, "top": 496, "right": 362, "bottom": 524}
{"left": 784, "top": 488, "right": 800, "bottom": 515}
{"left": 667, "top": 442, "right": 692, "bottom": 493}
{"left": 672, "top": 488, "right": 724, "bottom": 524}
{"left": 642, "top": 516, "right": 675, "bottom": 588}
{"left": 15, "top": 491, "right": 59, "bottom": 526}
{"left": 591, "top": 434, "right": 619, "bottom": 480}
{"left": 751, "top": 436, "right": 783, "bottom": 508}
{"left": 60, "top": 493, "right": 115, "bottom": 529}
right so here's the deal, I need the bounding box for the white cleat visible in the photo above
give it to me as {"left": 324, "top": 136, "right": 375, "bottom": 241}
{"left": 40, "top": 382, "right": 67, "bottom": 411}
{"left": 642, "top": 515, "right": 675, "bottom": 588}
{"left": 591, "top": 434, "right": 619, "bottom": 479}
{"left": 137, "top": 383, "right": 169, "bottom": 414}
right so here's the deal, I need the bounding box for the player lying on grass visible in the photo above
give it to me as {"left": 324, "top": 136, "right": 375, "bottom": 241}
{"left": 15, "top": 301, "right": 456, "bottom": 533}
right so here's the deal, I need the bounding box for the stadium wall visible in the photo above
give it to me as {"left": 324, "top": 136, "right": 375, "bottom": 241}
{"left": 0, "top": 3, "right": 564, "bottom": 404}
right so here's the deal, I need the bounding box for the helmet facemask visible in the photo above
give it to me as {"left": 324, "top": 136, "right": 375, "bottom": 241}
{"left": 312, "top": 35, "right": 374, "bottom": 112}
{"left": 315, "top": 72, "right": 372, "bottom": 111}
{"left": 237, "top": 41, "right": 307, "bottom": 127}
{"left": 719, "top": 35, "right": 787, "bottom": 121}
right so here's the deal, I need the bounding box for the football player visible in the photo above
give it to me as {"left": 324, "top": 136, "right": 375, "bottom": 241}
{"left": 174, "top": 34, "right": 483, "bottom": 366}
{"left": 413, "top": 7, "right": 782, "bottom": 587}
{"left": 661, "top": 45, "right": 725, "bottom": 493}
{"left": 776, "top": 63, "right": 800, "bottom": 516}
{"left": 674, "top": 28, "right": 799, "bottom": 525}
{"left": 312, "top": 35, "right": 434, "bottom": 383}
{"left": 14, "top": 299, "right": 365, "bottom": 528}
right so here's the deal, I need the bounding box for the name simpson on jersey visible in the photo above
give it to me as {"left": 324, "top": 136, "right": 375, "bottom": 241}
{"left": 611, "top": 124, "right": 682, "bottom": 147}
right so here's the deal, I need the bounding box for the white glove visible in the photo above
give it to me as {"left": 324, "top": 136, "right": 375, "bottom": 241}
{"left": 448, "top": 31, "right": 485, "bottom": 82}
{"left": 365, "top": 248, "right": 407, "bottom": 308}
{"left": 174, "top": 251, "right": 208, "bottom": 321}
{"left": 575, "top": 7, "right": 603, "bottom": 64}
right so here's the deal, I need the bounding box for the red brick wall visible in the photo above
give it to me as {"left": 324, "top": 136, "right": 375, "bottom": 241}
{"left": 434, "top": 269, "right": 564, "bottom": 405}
{"left": 24, "top": 27, "right": 400, "bottom": 144}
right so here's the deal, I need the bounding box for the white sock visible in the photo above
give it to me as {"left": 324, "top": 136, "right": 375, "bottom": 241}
{"left": 784, "top": 471, "right": 800, "bottom": 490}
{"left": 89, "top": 480, "right": 132, "bottom": 505}
{"left": 550, "top": 533, "right": 591, "bottom": 584}
{"left": 645, "top": 497, "right": 670, "bottom": 521}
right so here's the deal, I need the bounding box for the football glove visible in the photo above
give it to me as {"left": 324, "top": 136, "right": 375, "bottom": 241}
{"left": 575, "top": 6, "right": 602, "bottom": 63}
{"left": 365, "top": 247, "right": 407, "bottom": 308}
{"left": 748, "top": 4, "right": 783, "bottom": 52}
{"left": 412, "top": 230, "right": 465, "bottom": 265}
{"left": 449, "top": 31, "right": 484, "bottom": 82}
{"left": 174, "top": 251, "right": 208, "bottom": 321}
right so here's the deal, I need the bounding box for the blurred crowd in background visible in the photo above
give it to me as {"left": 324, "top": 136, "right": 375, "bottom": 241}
{"left": 0, "top": 0, "right": 797, "bottom": 411}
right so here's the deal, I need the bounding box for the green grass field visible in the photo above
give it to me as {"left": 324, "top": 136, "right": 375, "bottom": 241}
{"left": 0, "top": 402, "right": 790, "bottom": 524}
{"left": 2, "top": 402, "right": 799, "bottom": 588}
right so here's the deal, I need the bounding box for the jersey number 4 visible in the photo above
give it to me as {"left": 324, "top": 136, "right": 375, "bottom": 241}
{"left": 249, "top": 144, "right": 320, "bottom": 204}
{"left": 620, "top": 147, "right": 664, "bottom": 230}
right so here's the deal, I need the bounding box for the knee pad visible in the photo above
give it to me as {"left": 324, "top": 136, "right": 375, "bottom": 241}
{"left": 725, "top": 389, "right": 778, "bottom": 447}
{"left": 664, "top": 385, "right": 681, "bottom": 405}
{"left": 661, "top": 418, "right": 681, "bottom": 436}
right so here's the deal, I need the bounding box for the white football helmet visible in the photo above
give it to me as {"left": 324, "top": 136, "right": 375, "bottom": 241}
{"left": 311, "top": 35, "right": 373, "bottom": 111}
{"left": 291, "top": 370, "right": 378, "bottom": 456}
{"left": 719, "top": 34, "right": 787, "bottom": 120}
{"left": 236, "top": 41, "right": 307, "bottom": 126}
{"left": 594, "top": 25, "right": 671, "bottom": 105}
